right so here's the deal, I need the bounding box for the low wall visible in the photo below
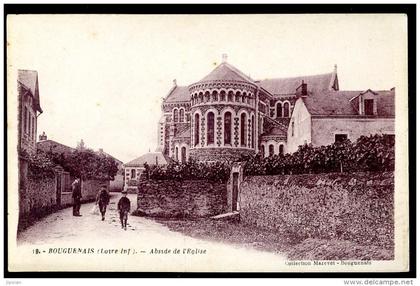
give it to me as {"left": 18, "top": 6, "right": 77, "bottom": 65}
{"left": 136, "top": 180, "right": 227, "bottom": 218}
{"left": 81, "top": 179, "right": 110, "bottom": 202}
{"left": 240, "top": 172, "right": 394, "bottom": 249}
{"left": 18, "top": 175, "right": 109, "bottom": 231}
{"left": 110, "top": 174, "right": 124, "bottom": 192}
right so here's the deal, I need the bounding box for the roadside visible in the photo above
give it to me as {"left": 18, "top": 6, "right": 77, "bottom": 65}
{"left": 156, "top": 218, "right": 393, "bottom": 260}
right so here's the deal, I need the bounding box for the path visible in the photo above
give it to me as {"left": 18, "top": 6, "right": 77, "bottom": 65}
{"left": 12, "top": 194, "right": 287, "bottom": 272}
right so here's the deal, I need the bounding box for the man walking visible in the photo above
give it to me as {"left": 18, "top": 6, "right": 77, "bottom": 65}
{"left": 72, "top": 178, "right": 82, "bottom": 216}
{"left": 96, "top": 185, "right": 110, "bottom": 221}
{"left": 117, "top": 190, "right": 131, "bottom": 230}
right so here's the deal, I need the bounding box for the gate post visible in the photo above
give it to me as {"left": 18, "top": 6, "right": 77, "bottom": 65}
{"left": 227, "top": 162, "right": 244, "bottom": 212}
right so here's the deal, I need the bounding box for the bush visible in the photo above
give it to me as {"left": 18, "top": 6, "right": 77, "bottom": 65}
{"left": 24, "top": 150, "right": 56, "bottom": 179}
{"left": 243, "top": 134, "right": 394, "bottom": 176}
{"left": 149, "top": 159, "right": 231, "bottom": 182}
{"left": 44, "top": 149, "right": 119, "bottom": 180}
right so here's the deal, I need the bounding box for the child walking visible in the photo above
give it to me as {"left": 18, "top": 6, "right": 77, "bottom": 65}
{"left": 117, "top": 189, "right": 131, "bottom": 230}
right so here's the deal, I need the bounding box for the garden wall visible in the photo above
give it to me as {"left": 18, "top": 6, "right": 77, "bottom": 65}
{"left": 19, "top": 175, "right": 57, "bottom": 218}
{"left": 81, "top": 179, "right": 110, "bottom": 201}
{"left": 18, "top": 175, "right": 110, "bottom": 231}
{"left": 136, "top": 180, "right": 227, "bottom": 218}
{"left": 240, "top": 172, "right": 394, "bottom": 249}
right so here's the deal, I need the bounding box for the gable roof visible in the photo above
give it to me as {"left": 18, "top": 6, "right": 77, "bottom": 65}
{"left": 260, "top": 72, "right": 336, "bottom": 95}
{"left": 175, "top": 127, "right": 191, "bottom": 138}
{"left": 196, "top": 62, "right": 254, "bottom": 84}
{"left": 18, "top": 69, "right": 42, "bottom": 112}
{"left": 124, "top": 152, "right": 168, "bottom": 167}
{"left": 261, "top": 117, "right": 289, "bottom": 140}
{"left": 164, "top": 85, "right": 190, "bottom": 103}
{"left": 302, "top": 90, "right": 395, "bottom": 117}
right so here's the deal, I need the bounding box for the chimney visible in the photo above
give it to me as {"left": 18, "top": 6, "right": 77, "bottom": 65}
{"left": 39, "top": 131, "right": 47, "bottom": 141}
{"left": 296, "top": 80, "right": 308, "bottom": 97}
{"left": 222, "top": 53, "right": 228, "bottom": 63}
{"left": 155, "top": 156, "right": 158, "bottom": 166}
{"left": 173, "top": 79, "right": 177, "bottom": 86}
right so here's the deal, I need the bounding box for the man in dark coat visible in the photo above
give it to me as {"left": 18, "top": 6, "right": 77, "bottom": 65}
{"left": 71, "top": 178, "right": 82, "bottom": 216}
{"left": 96, "top": 186, "right": 110, "bottom": 221}
{"left": 117, "top": 190, "right": 131, "bottom": 230}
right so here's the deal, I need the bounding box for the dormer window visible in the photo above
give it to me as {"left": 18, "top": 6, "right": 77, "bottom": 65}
{"left": 364, "top": 99, "right": 374, "bottom": 115}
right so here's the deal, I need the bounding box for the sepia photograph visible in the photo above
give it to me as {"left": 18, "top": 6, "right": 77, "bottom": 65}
{"left": 5, "top": 7, "right": 412, "bottom": 276}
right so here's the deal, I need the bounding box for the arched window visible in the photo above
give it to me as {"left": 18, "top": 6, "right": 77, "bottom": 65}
{"left": 220, "top": 90, "right": 226, "bottom": 101}
{"left": 242, "top": 92, "right": 247, "bottom": 103}
{"left": 227, "top": 91, "right": 233, "bottom": 102}
{"left": 199, "top": 92, "right": 203, "bottom": 103}
{"left": 269, "top": 144, "right": 274, "bottom": 156}
{"left": 130, "top": 169, "right": 136, "bottom": 179}
{"left": 240, "top": 113, "right": 247, "bottom": 147}
{"left": 194, "top": 113, "right": 200, "bottom": 146}
{"left": 279, "top": 144, "right": 284, "bottom": 155}
{"left": 175, "top": 147, "right": 179, "bottom": 161}
{"left": 224, "top": 112, "right": 232, "bottom": 145}
{"left": 251, "top": 115, "right": 255, "bottom": 148}
{"left": 173, "top": 109, "right": 179, "bottom": 122}
{"left": 212, "top": 91, "right": 218, "bottom": 102}
{"left": 181, "top": 147, "right": 187, "bottom": 163}
{"left": 207, "top": 112, "right": 215, "bottom": 145}
{"left": 261, "top": 145, "right": 265, "bottom": 157}
{"left": 276, "top": 102, "right": 282, "bottom": 118}
{"left": 204, "top": 91, "right": 210, "bottom": 103}
{"left": 283, "top": 102, "right": 290, "bottom": 118}
{"left": 235, "top": 91, "right": 241, "bottom": 102}
{"left": 179, "top": 109, "right": 185, "bottom": 122}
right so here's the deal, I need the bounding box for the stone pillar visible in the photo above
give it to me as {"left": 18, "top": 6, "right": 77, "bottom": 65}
{"left": 200, "top": 116, "right": 205, "bottom": 147}
{"left": 233, "top": 117, "right": 239, "bottom": 147}
{"left": 216, "top": 116, "right": 222, "bottom": 147}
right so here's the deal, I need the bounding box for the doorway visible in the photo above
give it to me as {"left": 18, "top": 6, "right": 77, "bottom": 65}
{"left": 232, "top": 172, "right": 239, "bottom": 211}
{"left": 56, "top": 173, "right": 62, "bottom": 206}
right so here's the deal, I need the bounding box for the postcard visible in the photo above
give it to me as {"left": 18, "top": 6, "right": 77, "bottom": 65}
{"left": 6, "top": 12, "right": 410, "bottom": 274}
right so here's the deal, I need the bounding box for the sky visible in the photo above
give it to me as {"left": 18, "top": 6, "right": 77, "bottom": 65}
{"left": 8, "top": 14, "right": 407, "bottom": 163}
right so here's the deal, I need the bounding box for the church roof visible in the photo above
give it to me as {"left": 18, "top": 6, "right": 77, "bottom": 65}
{"left": 124, "top": 152, "right": 168, "bottom": 167}
{"left": 175, "top": 127, "right": 191, "bottom": 138}
{"left": 302, "top": 89, "right": 395, "bottom": 117}
{"left": 164, "top": 85, "right": 190, "bottom": 103}
{"left": 261, "top": 117, "right": 289, "bottom": 140}
{"left": 196, "top": 62, "right": 254, "bottom": 84}
{"left": 260, "top": 72, "right": 336, "bottom": 95}
{"left": 18, "top": 69, "right": 42, "bottom": 112}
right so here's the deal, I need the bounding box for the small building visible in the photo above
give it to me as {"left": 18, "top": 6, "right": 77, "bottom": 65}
{"left": 287, "top": 89, "right": 395, "bottom": 153}
{"left": 123, "top": 152, "right": 168, "bottom": 191}
{"left": 36, "top": 132, "right": 75, "bottom": 155}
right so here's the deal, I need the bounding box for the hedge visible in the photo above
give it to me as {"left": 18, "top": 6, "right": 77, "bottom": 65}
{"left": 243, "top": 134, "right": 394, "bottom": 176}
{"left": 149, "top": 160, "right": 231, "bottom": 182}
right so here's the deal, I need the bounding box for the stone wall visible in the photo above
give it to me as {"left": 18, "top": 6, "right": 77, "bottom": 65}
{"left": 240, "top": 172, "right": 394, "bottom": 249}
{"left": 18, "top": 175, "right": 109, "bottom": 230}
{"left": 19, "top": 175, "right": 57, "bottom": 217}
{"left": 136, "top": 179, "right": 228, "bottom": 218}
{"left": 81, "top": 179, "right": 110, "bottom": 202}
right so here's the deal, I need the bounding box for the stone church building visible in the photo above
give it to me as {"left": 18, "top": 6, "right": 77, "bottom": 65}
{"left": 157, "top": 55, "right": 395, "bottom": 162}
